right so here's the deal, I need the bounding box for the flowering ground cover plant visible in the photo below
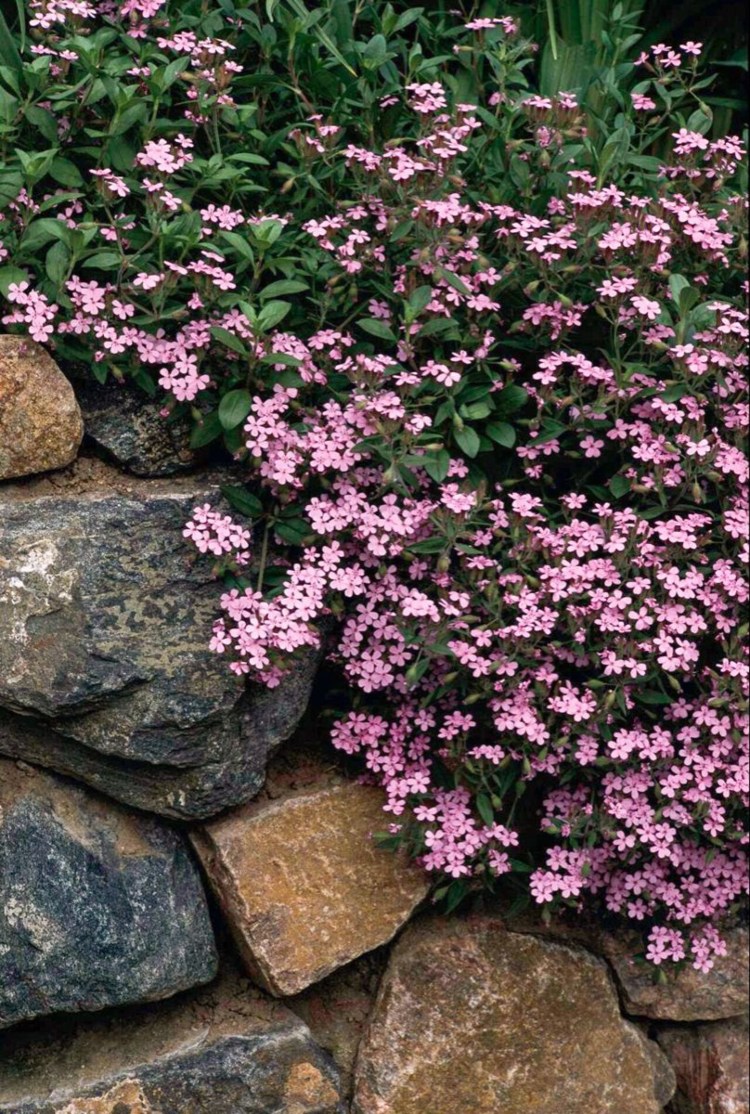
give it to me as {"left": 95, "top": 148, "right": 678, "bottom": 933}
{"left": 0, "top": 0, "right": 747, "bottom": 972}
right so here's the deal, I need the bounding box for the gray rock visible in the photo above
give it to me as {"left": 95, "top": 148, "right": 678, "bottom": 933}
{"left": 0, "top": 964, "right": 342, "bottom": 1113}
{"left": 0, "top": 475, "right": 317, "bottom": 818}
{"left": 72, "top": 373, "right": 199, "bottom": 477}
{"left": 0, "top": 759, "right": 218, "bottom": 1030}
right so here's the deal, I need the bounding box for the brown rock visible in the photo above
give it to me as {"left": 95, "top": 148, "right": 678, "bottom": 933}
{"left": 0, "top": 965, "right": 341, "bottom": 1113}
{"left": 191, "top": 781, "right": 430, "bottom": 996}
{"left": 289, "top": 950, "right": 389, "bottom": 1100}
{"left": 658, "top": 1015, "right": 749, "bottom": 1114}
{"left": 604, "top": 927, "right": 749, "bottom": 1021}
{"left": 352, "top": 916, "right": 675, "bottom": 1114}
{"left": 0, "top": 336, "right": 83, "bottom": 480}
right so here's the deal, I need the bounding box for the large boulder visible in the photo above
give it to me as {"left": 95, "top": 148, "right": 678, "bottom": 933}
{"left": 0, "top": 759, "right": 217, "bottom": 1029}
{"left": 0, "top": 469, "right": 317, "bottom": 818}
{"left": 658, "top": 1016, "right": 749, "bottom": 1114}
{"left": 191, "top": 780, "right": 430, "bottom": 996}
{"left": 0, "top": 336, "right": 83, "bottom": 481}
{"left": 0, "top": 966, "right": 342, "bottom": 1113}
{"left": 352, "top": 916, "right": 675, "bottom": 1114}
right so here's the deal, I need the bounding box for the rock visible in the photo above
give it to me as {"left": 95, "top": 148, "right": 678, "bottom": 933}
{"left": 191, "top": 781, "right": 430, "bottom": 996}
{"left": 288, "top": 950, "right": 389, "bottom": 1101}
{"left": 352, "top": 916, "right": 675, "bottom": 1114}
{"left": 0, "top": 759, "right": 217, "bottom": 1029}
{"left": 72, "top": 374, "right": 198, "bottom": 477}
{"left": 658, "top": 1015, "right": 749, "bottom": 1114}
{"left": 0, "top": 336, "right": 83, "bottom": 481}
{"left": 604, "top": 928, "right": 749, "bottom": 1021}
{"left": 0, "top": 472, "right": 317, "bottom": 818}
{"left": 0, "top": 965, "right": 342, "bottom": 1113}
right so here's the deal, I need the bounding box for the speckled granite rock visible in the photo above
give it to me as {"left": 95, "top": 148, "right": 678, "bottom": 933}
{"left": 0, "top": 473, "right": 317, "bottom": 818}
{"left": 73, "top": 374, "right": 198, "bottom": 477}
{"left": 658, "top": 1015, "right": 749, "bottom": 1114}
{"left": 191, "top": 782, "right": 430, "bottom": 996}
{"left": 604, "top": 928, "right": 749, "bottom": 1021}
{"left": 0, "top": 759, "right": 217, "bottom": 1029}
{"left": 0, "top": 966, "right": 342, "bottom": 1113}
{"left": 352, "top": 916, "right": 675, "bottom": 1114}
{"left": 0, "top": 336, "right": 83, "bottom": 481}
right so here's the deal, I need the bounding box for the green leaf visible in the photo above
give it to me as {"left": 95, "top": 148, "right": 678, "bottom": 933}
{"left": 423, "top": 449, "right": 450, "bottom": 483}
{"left": 218, "top": 388, "right": 253, "bottom": 430}
{"left": 534, "top": 419, "right": 567, "bottom": 445}
{"left": 436, "top": 267, "right": 471, "bottom": 296}
{"left": 362, "top": 32, "right": 387, "bottom": 69}
{"left": 495, "top": 384, "right": 528, "bottom": 414}
{"left": 476, "top": 793, "right": 494, "bottom": 826}
{"left": 49, "top": 157, "right": 84, "bottom": 187}
{"left": 274, "top": 520, "right": 308, "bottom": 544}
{"left": 486, "top": 421, "right": 516, "bottom": 447}
{"left": 257, "top": 299, "right": 292, "bottom": 331}
{"left": 609, "top": 474, "right": 631, "bottom": 498}
{"left": 82, "top": 251, "right": 122, "bottom": 269}
{"left": 210, "top": 326, "right": 248, "bottom": 356}
{"left": 0, "top": 9, "right": 22, "bottom": 75}
{"left": 221, "top": 484, "right": 263, "bottom": 518}
{"left": 189, "top": 410, "right": 223, "bottom": 448}
{"left": 454, "top": 425, "right": 481, "bottom": 458}
{"left": 260, "top": 279, "right": 308, "bottom": 300}
{"left": 359, "top": 317, "right": 397, "bottom": 343}
{"left": 45, "top": 241, "right": 69, "bottom": 285}
{"left": 260, "top": 351, "right": 302, "bottom": 368}
{"left": 0, "top": 265, "right": 27, "bottom": 296}
{"left": 635, "top": 689, "right": 673, "bottom": 705}
{"left": 408, "top": 285, "right": 433, "bottom": 313}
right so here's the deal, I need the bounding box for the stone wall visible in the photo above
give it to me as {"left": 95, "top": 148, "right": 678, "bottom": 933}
{"left": 1, "top": 338, "right": 747, "bottom": 1113}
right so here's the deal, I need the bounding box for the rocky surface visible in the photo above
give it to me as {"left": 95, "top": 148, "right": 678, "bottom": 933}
{"left": 289, "top": 951, "right": 389, "bottom": 1101}
{"left": 0, "top": 966, "right": 342, "bottom": 1113}
{"left": 0, "top": 759, "right": 217, "bottom": 1029}
{"left": 604, "top": 928, "right": 750, "bottom": 1021}
{"left": 191, "top": 781, "right": 430, "bottom": 996}
{"left": 0, "top": 336, "right": 83, "bottom": 481}
{"left": 72, "top": 374, "right": 198, "bottom": 477}
{"left": 659, "top": 1015, "right": 749, "bottom": 1114}
{"left": 351, "top": 916, "right": 675, "bottom": 1114}
{"left": 0, "top": 470, "right": 317, "bottom": 818}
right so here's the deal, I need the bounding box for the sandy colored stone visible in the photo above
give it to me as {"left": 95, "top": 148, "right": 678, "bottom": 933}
{"left": 0, "top": 335, "right": 83, "bottom": 480}
{"left": 604, "top": 927, "right": 749, "bottom": 1021}
{"left": 352, "top": 916, "right": 675, "bottom": 1114}
{"left": 658, "top": 1015, "right": 749, "bottom": 1114}
{"left": 0, "top": 965, "right": 341, "bottom": 1114}
{"left": 191, "top": 782, "right": 430, "bottom": 996}
{"left": 55, "top": 1079, "right": 154, "bottom": 1114}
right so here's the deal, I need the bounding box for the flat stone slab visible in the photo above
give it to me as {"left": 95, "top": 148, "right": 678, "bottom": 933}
{"left": 191, "top": 781, "right": 430, "bottom": 996}
{"left": 352, "top": 916, "right": 675, "bottom": 1114}
{"left": 0, "top": 966, "right": 342, "bottom": 1113}
{"left": 0, "top": 335, "right": 83, "bottom": 481}
{"left": 0, "top": 470, "right": 316, "bottom": 818}
{"left": 0, "top": 759, "right": 217, "bottom": 1029}
{"left": 604, "top": 928, "right": 750, "bottom": 1021}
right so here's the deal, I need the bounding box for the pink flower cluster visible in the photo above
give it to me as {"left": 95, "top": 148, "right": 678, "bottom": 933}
{"left": 1, "top": 4, "right": 747, "bottom": 970}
